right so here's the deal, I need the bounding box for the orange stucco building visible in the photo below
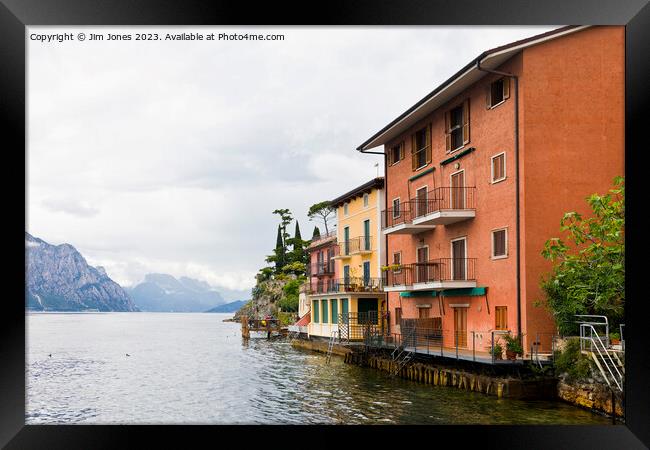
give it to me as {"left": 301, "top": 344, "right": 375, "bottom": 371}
{"left": 357, "top": 26, "right": 624, "bottom": 358}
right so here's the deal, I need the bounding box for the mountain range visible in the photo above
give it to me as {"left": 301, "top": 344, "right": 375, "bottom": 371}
{"left": 205, "top": 300, "right": 248, "bottom": 313}
{"left": 127, "top": 273, "right": 227, "bottom": 312}
{"left": 26, "top": 232, "right": 138, "bottom": 312}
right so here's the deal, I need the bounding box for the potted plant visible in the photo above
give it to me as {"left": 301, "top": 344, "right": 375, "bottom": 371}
{"left": 489, "top": 343, "right": 503, "bottom": 360}
{"left": 609, "top": 332, "right": 621, "bottom": 345}
{"left": 503, "top": 334, "right": 523, "bottom": 360}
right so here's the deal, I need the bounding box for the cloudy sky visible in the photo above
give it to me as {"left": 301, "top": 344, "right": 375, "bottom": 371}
{"left": 27, "top": 25, "right": 556, "bottom": 296}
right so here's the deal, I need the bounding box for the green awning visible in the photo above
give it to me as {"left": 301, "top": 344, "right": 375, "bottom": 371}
{"left": 408, "top": 167, "right": 435, "bottom": 182}
{"left": 440, "top": 147, "right": 476, "bottom": 166}
{"left": 440, "top": 287, "right": 487, "bottom": 297}
{"left": 399, "top": 291, "right": 438, "bottom": 297}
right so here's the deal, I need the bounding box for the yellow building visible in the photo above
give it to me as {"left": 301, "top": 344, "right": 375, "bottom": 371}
{"left": 308, "top": 177, "right": 387, "bottom": 341}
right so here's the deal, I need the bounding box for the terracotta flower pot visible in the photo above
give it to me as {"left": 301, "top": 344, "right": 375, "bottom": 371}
{"left": 506, "top": 350, "right": 517, "bottom": 360}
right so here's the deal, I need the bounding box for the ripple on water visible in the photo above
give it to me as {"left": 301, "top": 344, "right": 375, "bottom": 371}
{"left": 26, "top": 313, "right": 612, "bottom": 425}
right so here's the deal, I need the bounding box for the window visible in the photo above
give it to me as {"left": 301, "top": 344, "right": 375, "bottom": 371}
{"left": 411, "top": 126, "right": 431, "bottom": 170}
{"left": 321, "top": 299, "right": 328, "bottom": 324}
{"left": 392, "top": 198, "right": 401, "bottom": 218}
{"left": 343, "top": 203, "right": 349, "bottom": 216}
{"left": 495, "top": 306, "right": 508, "bottom": 330}
{"left": 491, "top": 152, "right": 506, "bottom": 183}
{"left": 331, "top": 299, "right": 338, "bottom": 325}
{"left": 415, "top": 186, "right": 428, "bottom": 218}
{"left": 312, "top": 300, "right": 319, "bottom": 323}
{"left": 445, "top": 99, "right": 469, "bottom": 152}
{"left": 393, "top": 252, "right": 402, "bottom": 273}
{"left": 492, "top": 228, "right": 508, "bottom": 259}
{"left": 363, "top": 261, "right": 370, "bottom": 286}
{"left": 363, "top": 193, "right": 369, "bottom": 207}
{"left": 395, "top": 307, "right": 402, "bottom": 326}
{"left": 418, "top": 307, "right": 430, "bottom": 319}
{"left": 343, "top": 265, "right": 350, "bottom": 285}
{"left": 388, "top": 142, "right": 404, "bottom": 165}
{"left": 486, "top": 77, "right": 510, "bottom": 109}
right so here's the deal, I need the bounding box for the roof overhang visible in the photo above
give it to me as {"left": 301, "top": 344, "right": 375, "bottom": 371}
{"left": 357, "top": 26, "right": 589, "bottom": 152}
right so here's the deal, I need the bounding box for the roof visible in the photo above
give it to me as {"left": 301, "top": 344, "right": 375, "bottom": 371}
{"left": 357, "top": 25, "right": 588, "bottom": 151}
{"left": 330, "top": 177, "right": 385, "bottom": 208}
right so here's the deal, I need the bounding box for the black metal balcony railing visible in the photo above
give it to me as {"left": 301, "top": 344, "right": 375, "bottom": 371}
{"left": 338, "top": 236, "right": 373, "bottom": 256}
{"left": 383, "top": 258, "right": 477, "bottom": 287}
{"left": 307, "top": 262, "right": 335, "bottom": 276}
{"left": 309, "top": 277, "right": 383, "bottom": 294}
{"left": 381, "top": 186, "right": 476, "bottom": 229}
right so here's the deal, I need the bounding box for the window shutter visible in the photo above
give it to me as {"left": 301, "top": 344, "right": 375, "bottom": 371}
{"left": 444, "top": 111, "right": 451, "bottom": 152}
{"left": 425, "top": 125, "right": 432, "bottom": 164}
{"left": 411, "top": 135, "right": 417, "bottom": 171}
{"left": 399, "top": 142, "right": 405, "bottom": 160}
{"left": 502, "top": 77, "right": 510, "bottom": 100}
{"left": 386, "top": 147, "right": 392, "bottom": 165}
{"left": 462, "top": 99, "right": 470, "bottom": 145}
{"left": 485, "top": 85, "right": 492, "bottom": 109}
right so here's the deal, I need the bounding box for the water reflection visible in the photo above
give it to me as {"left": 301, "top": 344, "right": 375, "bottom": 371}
{"left": 27, "top": 312, "right": 610, "bottom": 425}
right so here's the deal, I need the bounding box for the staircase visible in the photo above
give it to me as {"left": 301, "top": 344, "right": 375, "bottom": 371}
{"left": 579, "top": 323, "right": 624, "bottom": 392}
{"left": 390, "top": 328, "right": 415, "bottom": 376}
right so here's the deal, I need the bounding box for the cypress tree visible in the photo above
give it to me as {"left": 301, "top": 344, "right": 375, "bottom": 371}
{"left": 274, "top": 224, "right": 285, "bottom": 272}
{"left": 312, "top": 226, "right": 321, "bottom": 240}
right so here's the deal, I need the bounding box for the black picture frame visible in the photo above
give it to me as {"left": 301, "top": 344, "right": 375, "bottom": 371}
{"left": 2, "top": 0, "right": 648, "bottom": 447}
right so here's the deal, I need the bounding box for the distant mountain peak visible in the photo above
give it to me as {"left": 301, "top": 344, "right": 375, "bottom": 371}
{"left": 26, "top": 233, "right": 137, "bottom": 312}
{"left": 128, "top": 273, "right": 225, "bottom": 312}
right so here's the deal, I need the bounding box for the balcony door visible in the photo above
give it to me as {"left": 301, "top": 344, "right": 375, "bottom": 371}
{"left": 451, "top": 170, "right": 465, "bottom": 209}
{"left": 344, "top": 226, "right": 350, "bottom": 255}
{"left": 363, "top": 261, "right": 370, "bottom": 287}
{"left": 451, "top": 238, "right": 466, "bottom": 280}
{"left": 363, "top": 219, "right": 370, "bottom": 251}
{"left": 417, "top": 246, "right": 428, "bottom": 283}
{"left": 416, "top": 186, "right": 428, "bottom": 218}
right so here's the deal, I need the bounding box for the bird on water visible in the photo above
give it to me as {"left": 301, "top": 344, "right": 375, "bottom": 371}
{"left": 126, "top": 353, "right": 130, "bottom": 357}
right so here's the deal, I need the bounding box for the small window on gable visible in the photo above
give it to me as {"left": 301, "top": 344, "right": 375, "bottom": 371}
{"left": 343, "top": 203, "right": 349, "bottom": 216}
{"left": 486, "top": 77, "right": 510, "bottom": 109}
{"left": 492, "top": 228, "right": 507, "bottom": 259}
{"left": 491, "top": 153, "right": 506, "bottom": 183}
{"left": 363, "top": 193, "right": 369, "bottom": 207}
{"left": 411, "top": 127, "right": 431, "bottom": 171}
{"left": 388, "top": 142, "right": 404, "bottom": 165}
{"left": 445, "top": 100, "right": 469, "bottom": 152}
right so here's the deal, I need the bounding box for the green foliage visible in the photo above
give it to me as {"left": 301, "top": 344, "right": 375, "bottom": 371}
{"left": 554, "top": 338, "right": 593, "bottom": 381}
{"left": 307, "top": 201, "right": 336, "bottom": 234}
{"left": 488, "top": 343, "right": 503, "bottom": 357}
{"left": 277, "top": 278, "right": 303, "bottom": 312}
{"left": 312, "top": 226, "right": 321, "bottom": 239}
{"left": 539, "top": 177, "right": 624, "bottom": 335}
{"left": 502, "top": 334, "right": 523, "bottom": 355}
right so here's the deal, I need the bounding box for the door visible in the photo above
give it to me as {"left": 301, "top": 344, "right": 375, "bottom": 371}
{"left": 452, "top": 239, "right": 466, "bottom": 280}
{"left": 343, "top": 265, "right": 350, "bottom": 286}
{"left": 416, "top": 186, "right": 428, "bottom": 218}
{"left": 341, "top": 298, "right": 349, "bottom": 323}
{"left": 451, "top": 171, "right": 465, "bottom": 209}
{"left": 358, "top": 298, "right": 378, "bottom": 324}
{"left": 454, "top": 307, "right": 468, "bottom": 347}
{"left": 363, "top": 261, "right": 371, "bottom": 288}
{"left": 417, "top": 247, "right": 428, "bottom": 283}
{"left": 363, "top": 219, "right": 371, "bottom": 251}
{"left": 343, "top": 227, "right": 350, "bottom": 255}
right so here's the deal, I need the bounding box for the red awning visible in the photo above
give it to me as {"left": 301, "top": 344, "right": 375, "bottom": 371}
{"left": 294, "top": 312, "right": 311, "bottom": 327}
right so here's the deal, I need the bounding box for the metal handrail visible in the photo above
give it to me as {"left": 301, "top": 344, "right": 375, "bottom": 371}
{"left": 579, "top": 323, "right": 623, "bottom": 391}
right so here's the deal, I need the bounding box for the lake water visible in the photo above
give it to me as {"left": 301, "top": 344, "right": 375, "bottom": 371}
{"left": 26, "top": 312, "right": 610, "bottom": 424}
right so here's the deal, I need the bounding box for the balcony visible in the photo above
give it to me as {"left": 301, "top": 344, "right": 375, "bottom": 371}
{"left": 383, "top": 258, "right": 477, "bottom": 292}
{"left": 307, "top": 262, "right": 335, "bottom": 277}
{"left": 381, "top": 186, "right": 476, "bottom": 234}
{"left": 307, "top": 277, "right": 384, "bottom": 295}
{"left": 334, "top": 236, "right": 374, "bottom": 259}
{"left": 411, "top": 186, "right": 476, "bottom": 226}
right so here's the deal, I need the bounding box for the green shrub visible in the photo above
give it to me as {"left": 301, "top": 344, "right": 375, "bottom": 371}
{"left": 554, "top": 337, "right": 593, "bottom": 381}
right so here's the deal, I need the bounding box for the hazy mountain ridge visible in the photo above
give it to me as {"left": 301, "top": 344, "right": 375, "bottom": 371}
{"left": 127, "top": 273, "right": 227, "bottom": 312}
{"left": 26, "top": 232, "right": 138, "bottom": 312}
{"left": 205, "top": 300, "right": 248, "bottom": 313}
